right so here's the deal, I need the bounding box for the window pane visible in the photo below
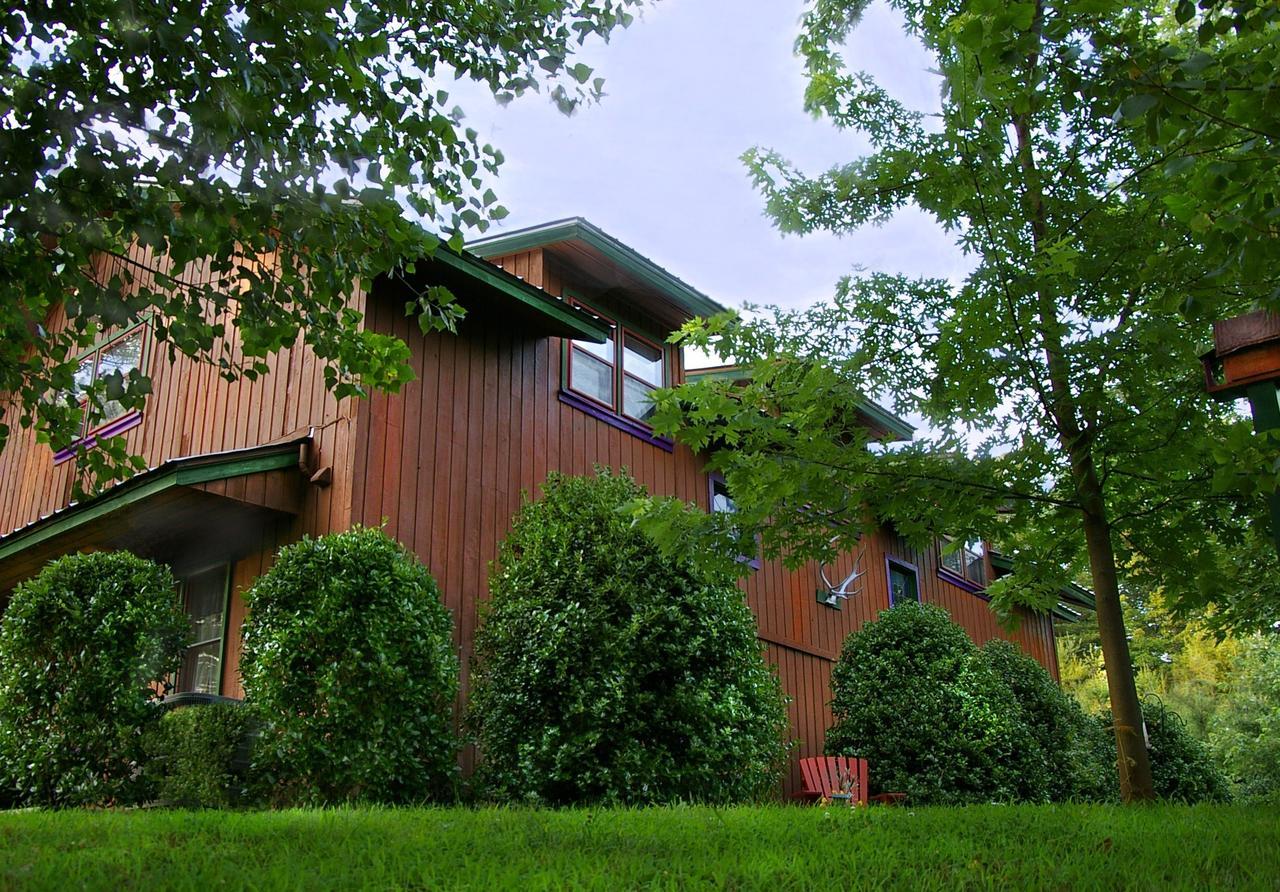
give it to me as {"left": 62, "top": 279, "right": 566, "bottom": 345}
{"left": 623, "top": 334, "right": 663, "bottom": 386}
{"left": 711, "top": 479, "right": 735, "bottom": 514}
{"left": 623, "top": 375, "right": 657, "bottom": 421}
{"left": 965, "top": 541, "right": 986, "bottom": 585}
{"left": 177, "top": 641, "right": 222, "bottom": 695}
{"left": 96, "top": 328, "right": 144, "bottom": 422}
{"left": 573, "top": 329, "right": 614, "bottom": 364}
{"left": 940, "top": 544, "right": 964, "bottom": 575}
{"left": 74, "top": 356, "right": 96, "bottom": 398}
{"left": 571, "top": 347, "right": 614, "bottom": 405}
{"left": 177, "top": 566, "right": 226, "bottom": 695}
{"left": 889, "top": 564, "right": 919, "bottom": 606}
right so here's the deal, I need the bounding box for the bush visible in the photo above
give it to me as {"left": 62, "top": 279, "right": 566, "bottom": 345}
{"left": 240, "top": 527, "right": 459, "bottom": 805}
{"left": 1209, "top": 635, "right": 1280, "bottom": 803}
{"left": 1140, "top": 698, "right": 1231, "bottom": 803}
{"left": 468, "top": 470, "right": 789, "bottom": 806}
{"left": 0, "top": 551, "right": 188, "bottom": 806}
{"left": 825, "top": 602, "right": 1038, "bottom": 804}
{"left": 980, "top": 640, "right": 1115, "bottom": 802}
{"left": 143, "top": 702, "right": 262, "bottom": 808}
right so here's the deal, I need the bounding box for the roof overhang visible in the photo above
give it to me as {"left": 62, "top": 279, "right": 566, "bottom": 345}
{"left": 988, "top": 551, "right": 1096, "bottom": 622}
{"left": 0, "top": 438, "right": 311, "bottom": 592}
{"left": 685, "top": 364, "right": 915, "bottom": 443}
{"left": 467, "top": 218, "right": 727, "bottom": 323}
{"left": 381, "top": 247, "right": 611, "bottom": 343}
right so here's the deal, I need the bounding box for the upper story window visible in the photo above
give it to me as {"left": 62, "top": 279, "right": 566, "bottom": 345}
{"left": 939, "top": 538, "right": 987, "bottom": 588}
{"left": 566, "top": 299, "right": 668, "bottom": 426}
{"left": 55, "top": 322, "right": 149, "bottom": 461}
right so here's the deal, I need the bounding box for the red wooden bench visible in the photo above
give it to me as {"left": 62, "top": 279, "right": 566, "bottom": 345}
{"left": 795, "top": 756, "right": 869, "bottom": 806}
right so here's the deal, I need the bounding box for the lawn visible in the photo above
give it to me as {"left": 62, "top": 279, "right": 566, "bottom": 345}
{"left": 0, "top": 804, "right": 1276, "bottom": 890}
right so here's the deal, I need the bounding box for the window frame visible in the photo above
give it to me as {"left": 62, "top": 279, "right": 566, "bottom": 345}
{"left": 561, "top": 295, "right": 674, "bottom": 451}
{"left": 937, "top": 537, "right": 988, "bottom": 594}
{"left": 707, "top": 471, "right": 761, "bottom": 571}
{"left": 53, "top": 320, "right": 151, "bottom": 464}
{"left": 174, "top": 562, "right": 232, "bottom": 697}
{"left": 886, "top": 557, "right": 920, "bottom": 607}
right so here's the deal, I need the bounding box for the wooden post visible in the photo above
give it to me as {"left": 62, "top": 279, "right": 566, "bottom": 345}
{"left": 1245, "top": 382, "right": 1280, "bottom": 553}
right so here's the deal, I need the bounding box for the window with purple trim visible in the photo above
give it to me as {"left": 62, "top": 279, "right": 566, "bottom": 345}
{"left": 708, "top": 472, "right": 760, "bottom": 570}
{"left": 55, "top": 321, "right": 149, "bottom": 462}
{"left": 887, "top": 559, "right": 919, "bottom": 606}
{"left": 563, "top": 299, "right": 672, "bottom": 449}
{"left": 939, "top": 538, "right": 987, "bottom": 588}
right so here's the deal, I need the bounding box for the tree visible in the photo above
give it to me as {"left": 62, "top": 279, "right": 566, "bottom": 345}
{"left": 468, "top": 470, "right": 789, "bottom": 806}
{"left": 644, "top": 0, "right": 1279, "bottom": 802}
{"left": 2, "top": 0, "right": 641, "bottom": 489}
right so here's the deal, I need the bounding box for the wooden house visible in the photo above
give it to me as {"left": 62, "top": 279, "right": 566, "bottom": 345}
{"left": 0, "top": 218, "right": 1086, "bottom": 792}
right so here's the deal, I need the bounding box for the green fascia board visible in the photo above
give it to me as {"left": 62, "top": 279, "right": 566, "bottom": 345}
{"left": 433, "top": 248, "right": 609, "bottom": 344}
{"left": 685, "top": 366, "right": 915, "bottom": 442}
{"left": 989, "top": 552, "right": 1096, "bottom": 616}
{"left": 467, "top": 218, "right": 727, "bottom": 320}
{"left": 0, "top": 441, "right": 307, "bottom": 564}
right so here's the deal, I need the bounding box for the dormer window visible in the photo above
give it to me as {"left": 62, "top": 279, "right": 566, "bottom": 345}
{"left": 939, "top": 538, "right": 987, "bottom": 588}
{"left": 566, "top": 299, "right": 667, "bottom": 426}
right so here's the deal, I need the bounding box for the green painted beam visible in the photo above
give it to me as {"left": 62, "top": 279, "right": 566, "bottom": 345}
{"left": 1245, "top": 381, "right": 1280, "bottom": 555}
{"left": 0, "top": 445, "right": 304, "bottom": 564}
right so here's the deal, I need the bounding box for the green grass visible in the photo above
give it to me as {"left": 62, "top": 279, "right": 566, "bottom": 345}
{"left": 0, "top": 804, "right": 1276, "bottom": 891}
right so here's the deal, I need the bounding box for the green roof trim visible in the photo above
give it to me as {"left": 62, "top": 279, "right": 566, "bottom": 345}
{"left": 685, "top": 365, "right": 915, "bottom": 442}
{"left": 467, "top": 218, "right": 727, "bottom": 320}
{"left": 433, "top": 247, "right": 609, "bottom": 344}
{"left": 988, "top": 552, "right": 1096, "bottom": 620}
{"left": 0, "top": 439, "right": 308, "bottom": 565}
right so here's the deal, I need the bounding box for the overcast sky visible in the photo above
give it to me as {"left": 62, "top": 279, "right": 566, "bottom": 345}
{"left": 449, "top": 0, "right": 971, "bottom": 328}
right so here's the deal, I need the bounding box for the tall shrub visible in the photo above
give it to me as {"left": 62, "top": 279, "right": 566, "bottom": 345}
{"left": 0, "top": 551, "right": 187, "bottom": 806}
{"left": 980, "top": 640, "right": 1115, "bottom": 802}
{"left": 1210, "top": 635, "right": 1280, "bottom": 803}
{"left": 826, "top": 602, "right": 1036, "bottom": 804}
{"left": 468, "top": 470, "right": 789, "bottom": 806}
{"left": 240, "top": 527, "right": 458, "bottom": 805}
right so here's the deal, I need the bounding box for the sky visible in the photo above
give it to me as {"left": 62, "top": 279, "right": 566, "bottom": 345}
{"left": 448, "top": 0, "right": 972, "bottom": 333}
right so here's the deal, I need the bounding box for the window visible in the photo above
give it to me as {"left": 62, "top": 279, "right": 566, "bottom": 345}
{"left": 939, "top": 538, "right": 987, "bottom": 588}
{"left": 566, "top": 300, "right": 666, "bottom": 425}
{"left": 175, "top": 564, "right": 230, "bottom": 695}
{"left": 55, "top": 322, "right": 148, "bottom": 461}
{"left": 709, "top": 472, "right": 760, "bottom": 570}
{"left": 887, "top": 559, "right": 919, "bottom": 607}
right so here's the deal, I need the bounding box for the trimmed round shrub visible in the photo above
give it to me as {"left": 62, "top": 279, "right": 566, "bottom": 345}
{"left": 980, "top": 639, "right": 1115, "bottom": 802}
{"left": 143, "top": 702, "right": 263, "bottom": 808}
{"left": 1139, "top": 698, "right": 1231, "bottom": 803}
{"left": 825, "top": 602, "right": 1037, "bottom": 804}
{"left": 0, "top": 551, "right": 187, "bottom": 806}
{"left": 240, "top": 526, "right": 459, "bottom": 805}
{"left": 468, "top": 470, "right": 789, "bottom": 806}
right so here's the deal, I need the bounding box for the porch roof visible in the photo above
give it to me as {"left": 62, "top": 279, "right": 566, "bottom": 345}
{"left": 0, "top": 438, "right": 311, "bottom": 592}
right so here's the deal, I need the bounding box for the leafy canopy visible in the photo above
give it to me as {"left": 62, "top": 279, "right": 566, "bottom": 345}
{"left": 2, "top": 0, "right": 640, "bottom": 489}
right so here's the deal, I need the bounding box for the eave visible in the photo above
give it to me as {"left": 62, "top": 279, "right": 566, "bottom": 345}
{"left": 467, "top": 217, "right": 727, "bottom": 321}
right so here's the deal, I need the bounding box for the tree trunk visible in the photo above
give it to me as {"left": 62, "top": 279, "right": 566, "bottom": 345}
{"left": 1075, "top": 463, "right": 1156, "bottom": 802}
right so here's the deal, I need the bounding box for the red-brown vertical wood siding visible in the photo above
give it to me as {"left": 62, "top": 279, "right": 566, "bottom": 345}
{"left": 0, "top": 242, "right": 1062, "bottom": 792}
